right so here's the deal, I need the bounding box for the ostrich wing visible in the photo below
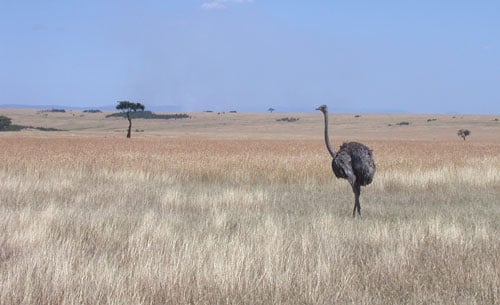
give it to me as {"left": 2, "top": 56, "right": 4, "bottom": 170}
{"left": 351, "top": 153, "right": 375, "bottom": 186}
{"left": 332, "top": 151, "right": 354, "bottom": 182}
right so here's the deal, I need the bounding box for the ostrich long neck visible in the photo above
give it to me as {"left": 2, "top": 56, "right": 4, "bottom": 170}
{"left": 322, "top": 111, "right": 337, "bottom": 158}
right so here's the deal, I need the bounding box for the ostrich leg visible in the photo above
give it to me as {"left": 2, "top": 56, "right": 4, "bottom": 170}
{"left": 352, "top": 183, "right": 361, "bottom": 218}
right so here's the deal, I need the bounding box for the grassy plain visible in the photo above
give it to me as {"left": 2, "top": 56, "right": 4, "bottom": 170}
{"left": 0, "top": 109, "right": 499, "bottom": 304}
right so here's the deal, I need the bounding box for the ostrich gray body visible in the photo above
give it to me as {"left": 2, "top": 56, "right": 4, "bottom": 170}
{"left": 316, "top": 105, "right": 376, "bottom": 218}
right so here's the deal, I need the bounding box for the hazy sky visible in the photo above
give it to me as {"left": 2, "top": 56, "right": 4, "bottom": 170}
{"left": 1, "top": 1, "right": 499, "bottom": 113}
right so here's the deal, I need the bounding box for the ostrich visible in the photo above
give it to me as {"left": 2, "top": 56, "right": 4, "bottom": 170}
{"left": 316, "top": 105, "right": 376, "bottom": 218}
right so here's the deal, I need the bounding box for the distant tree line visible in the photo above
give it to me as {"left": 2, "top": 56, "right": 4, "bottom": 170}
{"left": 39, "top": 109, "right": 66, "bottom": 113}
{"left": 106, "top": 111, "right": 190, "bottom": 120}
{"left": 0, "top": 115, "right": 12, "bottom": 130}
{"left": 0, "top": 115, "right": 64, "bottom": 132}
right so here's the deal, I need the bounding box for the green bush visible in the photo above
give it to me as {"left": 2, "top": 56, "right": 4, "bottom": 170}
{"left": 0, "top": 115, "right": 12, "bottom": 130}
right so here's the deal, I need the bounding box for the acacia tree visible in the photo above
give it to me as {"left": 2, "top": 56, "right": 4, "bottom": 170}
{"left": 457, "top": 129, "right": 471, "bottom": 141}
{"left": 116, "top": 101, "right": 145, "bottom": 138}
{"left": 268, "top": 107, "right": 275, "bottom": 113}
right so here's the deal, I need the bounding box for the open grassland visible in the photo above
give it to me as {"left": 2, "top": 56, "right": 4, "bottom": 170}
{"left": 3, "top": 109, "right": 500, "bottom": 141}
{"left": 0, "top": 110, "right": 499, "bottom": 304}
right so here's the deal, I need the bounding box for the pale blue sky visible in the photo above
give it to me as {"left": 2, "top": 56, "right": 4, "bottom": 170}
{"left": 1, "top": 1, "right": 499, "bottom": 113}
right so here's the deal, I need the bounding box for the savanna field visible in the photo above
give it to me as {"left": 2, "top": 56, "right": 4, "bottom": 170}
{"left": 0, "top": 110, "right": 499, "bottom": 304}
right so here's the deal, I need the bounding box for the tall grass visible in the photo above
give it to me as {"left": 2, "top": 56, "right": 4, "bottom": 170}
{"left": 0, "top": 136, "right": 499, "bottom": 304}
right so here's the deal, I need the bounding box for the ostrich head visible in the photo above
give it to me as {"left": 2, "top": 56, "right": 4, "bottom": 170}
{"left": 316, "top": 105, "right": 328, "bottom": 113}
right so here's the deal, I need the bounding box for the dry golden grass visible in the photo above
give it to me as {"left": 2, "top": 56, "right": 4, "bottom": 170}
{"left": 0, "top": 110, "right": 499, "bottom": 304}
{"left": 3, "top": 108, "right": 499, "bottom": 141}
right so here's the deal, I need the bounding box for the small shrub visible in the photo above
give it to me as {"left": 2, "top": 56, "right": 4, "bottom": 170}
{"left": 83, "top": 109, "right": 102, "bottom": 113}
{"left": 388, "top": 121, "right": 411, "bottom": 127}
{"left": 427, "top": 118, "right": 437, "bottom": 122}
{"left": 276, "top": 117, "right": 300, "bottom": 122}
{"left": 457, "top": 129, "right": 471, "bottom": 141}
{"left": 46, "top": 109, "right": 66, "bottom": 113}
